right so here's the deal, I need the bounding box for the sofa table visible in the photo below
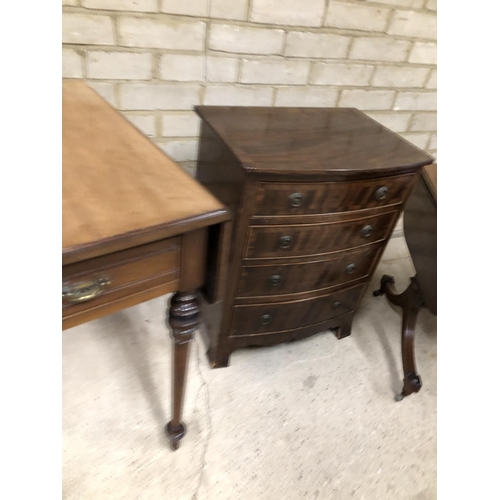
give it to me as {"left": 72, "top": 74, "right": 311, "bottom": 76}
{"left": 62, "top": 81, "right": 230, "bottom": 450}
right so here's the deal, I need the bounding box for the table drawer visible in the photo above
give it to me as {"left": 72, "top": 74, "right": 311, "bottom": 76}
{"left": 252, "top": 175, "right": 414, "bottom": 216}
{"left": 62, "top": 237, "right": 180, "bottom": 317}
{"left": 244, "top": 210, "right": 397, "bottom": 259}
{"left": 230, "top": 283, "right": 364, "bottom": 337}
{"left": 237, "top": 245, "right": 380, "bottom": 298}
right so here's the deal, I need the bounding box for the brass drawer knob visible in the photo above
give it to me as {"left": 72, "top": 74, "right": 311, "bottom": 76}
{"left": 360, "top": 225, "right": 373, "bottom": 238}
{"left": 62, "top": 276, "right": 111, "bottom": 303}
{"left": 375, "top": 186, "right": 388, "bottom": 200}
{"left": 345, "top": 263, "right": 356, "bottom": 274}
{"left": 260, "top": 313, "right": 272, "bottom": 326}
{"left": 333, "top": 301, "right": 342, "bottom": 308}
{"left": 269, "top": 274, "right": 282, "bottom": 287}
{"left": 289, "top": 192, "right": 303, "bottom": 208}
{"left": 279, "top": 236, "right": 293, "bottom": 249}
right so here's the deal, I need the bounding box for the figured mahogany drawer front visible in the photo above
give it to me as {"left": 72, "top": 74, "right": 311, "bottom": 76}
{"left": 252, "top": 175, "right": 414, "bottom": 216}
{"left": 237, "top": 245, "right": 379, "bottom": 298}
{"left": 244, "top": 210, "right": 397, "bottom": 259}
{"left": 230, "top": 283, "right": 364, "bottom": 337}
{"left": 62, "top": 238, "right": 180, "bottom": 316}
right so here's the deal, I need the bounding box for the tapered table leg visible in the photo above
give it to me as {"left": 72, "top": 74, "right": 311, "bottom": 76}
{"left": 165, "top": 290, "right": 200, "bottom": 450}
{"left": 374, "top": 275, "right": 425, "bottom": 401}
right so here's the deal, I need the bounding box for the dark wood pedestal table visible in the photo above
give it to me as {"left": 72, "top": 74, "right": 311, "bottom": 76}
{"left": 374, "top": 163, "right": 437, "bottom": 401}
{"left": 62, "top": 81, "right": 230, "bottom": 450}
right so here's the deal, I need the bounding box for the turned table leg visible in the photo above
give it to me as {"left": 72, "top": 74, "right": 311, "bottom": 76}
{"left": 165, "top": 290, "right": 200, "bottom": 450}
{"left": 374, "top": 275, "right": 425, "bottom": 401}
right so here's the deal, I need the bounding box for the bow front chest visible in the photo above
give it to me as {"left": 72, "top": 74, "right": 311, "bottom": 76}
{"left": 195, "top": 107, "right": 434, "bottom": 368}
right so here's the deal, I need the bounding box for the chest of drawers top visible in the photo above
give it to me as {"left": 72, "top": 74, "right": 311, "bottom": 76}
{"left": 195, "top": 106, "right": 433, "bottom": 180}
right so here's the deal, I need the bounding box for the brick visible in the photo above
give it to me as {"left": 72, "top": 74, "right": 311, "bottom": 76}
{"left": 365, "top": 112, "right": 412, "bottom": 133}
{"left": 158, "top": 139, "right": 199, "bottom": 162}
{"left": 426, "top": 69, "right": 437, "bottom": 89}
{"left": 160, "top": 54, "right": 204, "bottom": 82}
{"left": 87, "top": 82, "right": 116, "bottom": 106}
{"left": 349, "top": 38, "right": 411, "bottom": 62}
{"left": 240, "top": 59, "right": 309, "bottom": 85}
{"left": 162, "top": 112, "right": 200, "bottom": 137}
{"left": 250, "top": 0, "right": 324, "bottom": 27}
{"left": 210, "top": 0, "right": 247, "bottom": 20}
{"left": 427, "top": 0, "right": 437, "bottom": 11}
{"left": 83, "top": 0, "right": 157, "bottom": 11}
{"left": 209, "top": 24, "right": 284, "bottom": 55}
{"left": 310, "top": 63, "right": 374, "bottom": 86}
{"left": 123, "top": 114, "right": 156, "bottom": 136}
{"left": 86, "top": 51, "right": 152, "bottom": 80}
{"left": 375, "top": 0, "right": 425, "bottom": 7}
{"left": 388, "top": 10, "right": 437, "bottom": 39}
{"left": 62, "top": 49, "right": 82, "bottom": 78}
{"left": 325, "top": 3, "right": 391, "bottom": 32}
{"left": 204, "top": 85, "right": 273, "bottom": 106}
{"left": 62, "top": 13, "right": 114, "bottom": 45}
{"left": 401, "top": 132, "right": 431, "bottom": 149}
{"left": 275, "top": 88, "right": 339, "bottom": 107}
{"left": 118, "top": 17, "right": 205, "bottom": 50}
{"left": 394, "top": 91, "right": 436, "bottom": 110}
{"left": 179, "top": 162, "right": 197, "bottom": 177}
{"left": 409, "top": 113, "right": 436, "bottom": 132}
{"left": 120, "top": 83, "right": 201, "bottom": 110}
{"left": 284, "top": 32, "right": 350, "bottom": 59}
{"left": 408, "top": 42, "right": 436, "bottom": 64}
{"left": 161, "top": 0, "right": 207, "bottom": 16}
{"left": 206, "top": 56, "right": 239, "bottom": 83}
{"left": 372, "top": 66, "right": 429, "bottom": 88}
{"left": 428, "top": 133, "right": 437, "bottom": 149}
{"left": 339, "top": 90, "right": 395, "bottom": 110}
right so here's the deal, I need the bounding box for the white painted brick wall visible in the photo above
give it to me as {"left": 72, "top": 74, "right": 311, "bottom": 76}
{"left": 62, "top": 13, "right": 114, "bottom": 45}
{"left": 117, "top": 17, "right": 205, "bottom": 50}
{"left": 310, "top": 63, "right": 374, "bottom": 86}
{"left": 210, "top": 0, "right": 247, "bottom": 21}
{"left": 250, "top": 0, "right": 325, "bottom": 27}
{"left": 83, "top": 0, "right": 157, "bottom": 12}
{"left": 160, "top": 54, "right": 204, "bottom": 82}
{"left": 339, "top": 90, "right": 396, "bottom": 110}
{"left": 324, "top": 3, "right": 391, "bottom": 32}
{"left": 372, "top": 66, "right": 430, "bottom": 88}
{"left": 120, "top": 83, "right": 202, "bottom": 110}
{"left": 349, "top": 38, "right": 411, "bottom": 62}
{"left": 240, "top": 59, "right": 310, "bottom": 85}
{"left": 123, "top": 114, "right": 156, "bottom": 136}
{"left": 204, "top": 85, "right": 274, "bottom": 106}
{"left": 209, "top": 24, "right": 284, "bottom": 55}
{"left": 62, "top": 49, "right": 83, "bottom": 79}
{"left": 63, "top": 0, "right": 438, "bottom": 168}
{"left": 275, "top": 88, "right": 339, "bottom": 107}
{"left": 86, "top": 51, "right": 153, "bottom": 80}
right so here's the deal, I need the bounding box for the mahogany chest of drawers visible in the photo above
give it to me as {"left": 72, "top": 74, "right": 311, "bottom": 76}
{"left": 195, "top": 107, "right": 434, "bottom": 368}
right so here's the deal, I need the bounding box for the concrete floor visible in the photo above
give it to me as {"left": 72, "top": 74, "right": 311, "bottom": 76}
{"left": 62, "top": 237, "right": 437, "bottom": 500}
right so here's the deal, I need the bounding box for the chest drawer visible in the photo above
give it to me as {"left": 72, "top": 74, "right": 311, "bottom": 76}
{"left": 237, "top": 245, "right": 379, "bottom": 298}
{"left": 230, "top": 283, "right": 364, "bottom": 337}
{"left": 252, "top": 175, "right": 414, "bottom": 216}
{"left": 244, "top": 210, "right": 397, "bottom": 260}
{"left": 62, "top": 238, "right": 180, "bottom": 317}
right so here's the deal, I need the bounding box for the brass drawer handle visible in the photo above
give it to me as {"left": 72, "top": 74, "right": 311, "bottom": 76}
{"left": 268, "top": 274, "right": 282, "bottom": 287}
{"left": 375, "top": 186, "right": 388, "bottom": 201}
{"left": 345, "top": 264, "right": 356, "bottom": 274}
{"left": 260, "top": 313, "right": 272, "bottom": 326}
{"left": 333, "top": 301, "right": 342, "bottom": 308}
{"left": 62, "top": 276, "right": 111, "bottom": 303}
{"left": 360, "top": 225, "right": 373, "bottom": 238}
{"left": 279, "top": 236, "right": 293, "bottom": 249}
{"left": 289, "top": 192, "right": 303, "bottom": 208}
